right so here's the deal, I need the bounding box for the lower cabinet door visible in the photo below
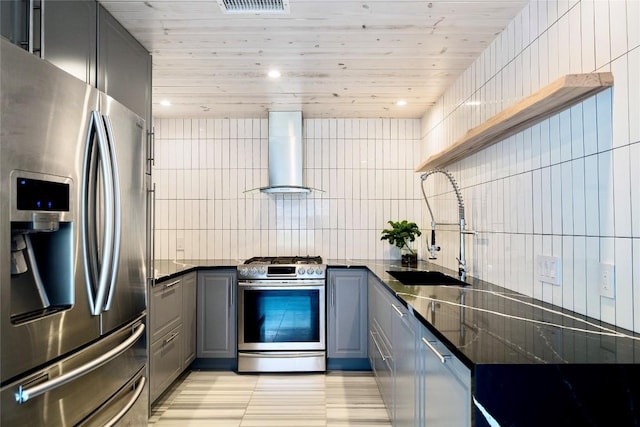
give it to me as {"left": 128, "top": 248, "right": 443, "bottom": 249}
{"left": 327, "top": 269, "right": 368, "bottom": 359}
{"left": 197, "top": 270, "right": 236, "bottom": 358}
{"left": 150, "top": 326, "right": 182, "bottom": 403}
{"left": 392, "top": 303, "right": 418, "bottom": 427}
{"left": 420, "top": 326, "right": 471, "bottom": 427}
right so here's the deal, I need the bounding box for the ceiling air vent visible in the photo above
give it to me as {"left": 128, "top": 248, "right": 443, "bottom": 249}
{"left": 217, "top": 0, "right": 290, "bottom": 14}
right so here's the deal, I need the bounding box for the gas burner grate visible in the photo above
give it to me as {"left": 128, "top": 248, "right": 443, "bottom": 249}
{"left": 244, "top": 256, "right": 323, "bottom": 265}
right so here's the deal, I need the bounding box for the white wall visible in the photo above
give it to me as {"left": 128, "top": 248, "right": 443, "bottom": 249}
{"left": 420, "top": 0, "right": 640, "bottom": 331}
{"left": 152, "top": 118, "right": 422, "bottom": 262}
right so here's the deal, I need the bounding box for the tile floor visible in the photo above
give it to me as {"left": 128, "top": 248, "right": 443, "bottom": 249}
{"left": 148, "top": 370, "right": 391, "bottom": 426}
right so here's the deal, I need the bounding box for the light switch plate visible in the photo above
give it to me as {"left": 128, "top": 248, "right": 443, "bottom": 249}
{"left": 599, "top": 263, "right": 615, "bottom": 298}
{"left": 536, "top": 255, "right": 562, "bottom": 286}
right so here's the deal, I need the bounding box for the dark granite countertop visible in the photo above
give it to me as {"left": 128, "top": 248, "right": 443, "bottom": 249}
{"left": 153, "top": 259, "right": 240, "bottom": 282}
{"left": 327, "top": 259, "right": 640, "bottom": 367}
{"left": 154, "top": 258, "right": 640, "bottom": 367}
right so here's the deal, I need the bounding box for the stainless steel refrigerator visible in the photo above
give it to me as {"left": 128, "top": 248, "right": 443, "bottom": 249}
{"left": 0, "top": 39, "right": 148, "bottom": 426}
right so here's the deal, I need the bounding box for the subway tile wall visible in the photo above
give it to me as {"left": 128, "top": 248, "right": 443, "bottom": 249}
{"left": 420, "top": 0, "right": 640, "bottom": 331}
{"left": 152, "top": 119, "right": 422, "bottom": 262}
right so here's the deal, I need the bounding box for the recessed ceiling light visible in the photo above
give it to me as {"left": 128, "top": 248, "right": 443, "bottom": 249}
{"left": 160, "top": 100, "right": 171, "bottom": 107}
{"left": 268, "top": 69, "right": 281, "bottom": 78}
{"left": 396, "top": 100, "right": 407, "bottom": 106}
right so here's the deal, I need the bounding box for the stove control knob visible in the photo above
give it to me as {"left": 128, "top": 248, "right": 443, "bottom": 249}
{"left": 250, "top": 267, "right": 257, "bottom": 275}
{"left": 315, "top": 268, "right": 323, "bottom": 275}
{"left": 239, "top": 267, "right": 248, "bottom": 275}
{"left": 259, "top": 267, "right": 266, "bottom": 275}
{"left": 298, "top": 267, "right": 306, "bottom": 275}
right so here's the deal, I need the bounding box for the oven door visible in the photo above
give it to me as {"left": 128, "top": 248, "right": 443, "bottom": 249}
{"left": 237, "top": 280, "right": 326, "bottom": 351}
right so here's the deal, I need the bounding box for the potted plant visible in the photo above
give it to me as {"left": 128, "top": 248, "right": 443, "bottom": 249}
{"left": 380, "top": 220, "right": 422, "bottom": 266}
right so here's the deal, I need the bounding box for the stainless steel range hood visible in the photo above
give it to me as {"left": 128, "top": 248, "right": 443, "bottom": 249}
{"left": 260, "top": 111, "right": 312, "bottom": 193}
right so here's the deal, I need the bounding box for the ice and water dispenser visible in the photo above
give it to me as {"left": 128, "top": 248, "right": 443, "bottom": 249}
{"left": 10, "top": 172, "right": 74, "bottom": 323}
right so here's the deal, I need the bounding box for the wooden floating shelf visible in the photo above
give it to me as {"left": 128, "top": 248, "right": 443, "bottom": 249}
{"left": 415, "top": 72, "right": 614, "bottom": 172}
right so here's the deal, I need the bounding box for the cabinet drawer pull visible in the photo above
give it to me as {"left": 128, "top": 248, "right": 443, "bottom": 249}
{"left": 392, "top": 304, "right": 405, "bottom": 318}
{"left": 421, "top": 337, "right": 451, "bottom": 364}
{"left": 164, "top": 332, "right": 179, "bottom": 344}
{"left": 164, "top": 280, "right": 180, "bottom": 289}
{"left": 370, "top": 330, "right": 391, "bottom": 361}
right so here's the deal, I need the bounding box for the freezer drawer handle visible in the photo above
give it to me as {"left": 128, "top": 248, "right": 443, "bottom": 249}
{"left": 103, "top": 375, "right": 147, "bottom": 427}
{"left": 15, "top": 323, "right": 145, "bottom": 404}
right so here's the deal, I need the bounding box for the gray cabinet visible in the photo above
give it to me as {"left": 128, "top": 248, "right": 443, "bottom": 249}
{"left": 197, "top": 270, "right": 236, "bottom": 359}
{"left": 149, "top": 275, "right": 183, "bottom": 403}
{"left": 0, "top": 0, "right": 97, "bottom": 84}
{"left": 419, "top": 324, "right": 471, "bottom": 427}
{"left": 368, "top": 274, "right": 396, "bottom": 421}
{"left": 149, "top": 271, "right": 197, "bottom": 404}
{"left": 1, "top": 1, "right": 151, "bottom": 124}
{"left": 43, "top": 0, "right": 97, "bottom": 85}
{"left": 327, "top": 268, "right": 368, "bottom": 359}
{"left": 1, "top": 0, "right": 39, "bottom": 54}
{"left": 149, "top": 325, "right": 182, "bottom": 403}
{"left": 368, "top": 273, "right": 418, "bottom": 425}
{"left": 368, "top": 273, "right": 472, "bottom": 426}
{"left": 392, "top": 302, "right": 418, "bottom": 427}
{"left": 150, "top": 277, "right": 183, "bottom": 343}
{"left": 98, "top": 4, "right": 152, "bottom": 124}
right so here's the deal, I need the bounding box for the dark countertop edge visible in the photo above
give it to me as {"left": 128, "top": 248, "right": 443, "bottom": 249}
{"left": 153, "top": 259, "right": 240, "bottom": 283}
{"left": 327, "top": 259, "right": 640, "bottom": 368}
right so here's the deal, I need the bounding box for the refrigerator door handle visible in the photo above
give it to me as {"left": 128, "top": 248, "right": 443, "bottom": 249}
{"left": 81, "top": 111, "right": 116, "bottom": 316}
{"left": 102, "top": 115, "right": 122, "bottom": 311}
{"left": 103, "top": 375, "right": 147, "bottom": 427}
{"left": 15, "top": 323, "right": 145, "bottom": 404}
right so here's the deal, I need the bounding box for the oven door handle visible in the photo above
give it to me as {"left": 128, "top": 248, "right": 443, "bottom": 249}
{"left": 237, "top": 280, "right": 326, "bottom": 288}
{"left": 238, "top": 284, "right": 325, "bottom": 291}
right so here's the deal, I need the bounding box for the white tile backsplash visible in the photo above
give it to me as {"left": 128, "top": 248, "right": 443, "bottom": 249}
{"left": 420, "top": 0, "right": 639, "bottom": 331}
{"left": 153, "top": 117, "right": 422, "bottom": 262}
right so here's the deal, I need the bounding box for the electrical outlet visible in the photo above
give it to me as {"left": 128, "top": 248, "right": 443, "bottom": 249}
{"left": 599, "top": 263, "right": 615, "bottom": 298}
{"left": 177, "top": 237, "right": 185, "bottom": 251}
{"left": 536, "top": 255, "right": 561, "bottom": 286}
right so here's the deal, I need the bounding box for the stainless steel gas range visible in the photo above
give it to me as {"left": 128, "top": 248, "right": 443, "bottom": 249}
{"left": 237, "top": 256, "right": 326, "bottom": 373}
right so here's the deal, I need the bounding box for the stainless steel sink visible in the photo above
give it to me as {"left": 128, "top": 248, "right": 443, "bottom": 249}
{"left": 386, "top": 270, "right": 467, "bottom": 286}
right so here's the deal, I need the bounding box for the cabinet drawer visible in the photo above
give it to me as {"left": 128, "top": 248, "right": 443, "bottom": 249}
{"left": 369, "top": 323, "right": 394, "bottom": 419}
{"left": 368, "top": 276, "right": 394, "bottom": 345}
{"left": 150, "top": 326, "right": 182, "bottom": 403}
{"left": 150, "top": 278, "right": 183, "bottom": 343}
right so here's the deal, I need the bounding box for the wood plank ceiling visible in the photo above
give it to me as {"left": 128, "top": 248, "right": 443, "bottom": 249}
{"left": 99, "top": 0, "right": 529, "bottom": 119}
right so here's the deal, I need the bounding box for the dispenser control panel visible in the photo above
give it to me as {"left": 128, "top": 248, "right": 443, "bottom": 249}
{"left": 16, "top": 177, "right": 70, "bottom": 212}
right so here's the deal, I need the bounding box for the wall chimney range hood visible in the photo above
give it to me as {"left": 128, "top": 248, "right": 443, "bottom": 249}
{"left": 259, "top": 111, "right": 313, "bottom": 194}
